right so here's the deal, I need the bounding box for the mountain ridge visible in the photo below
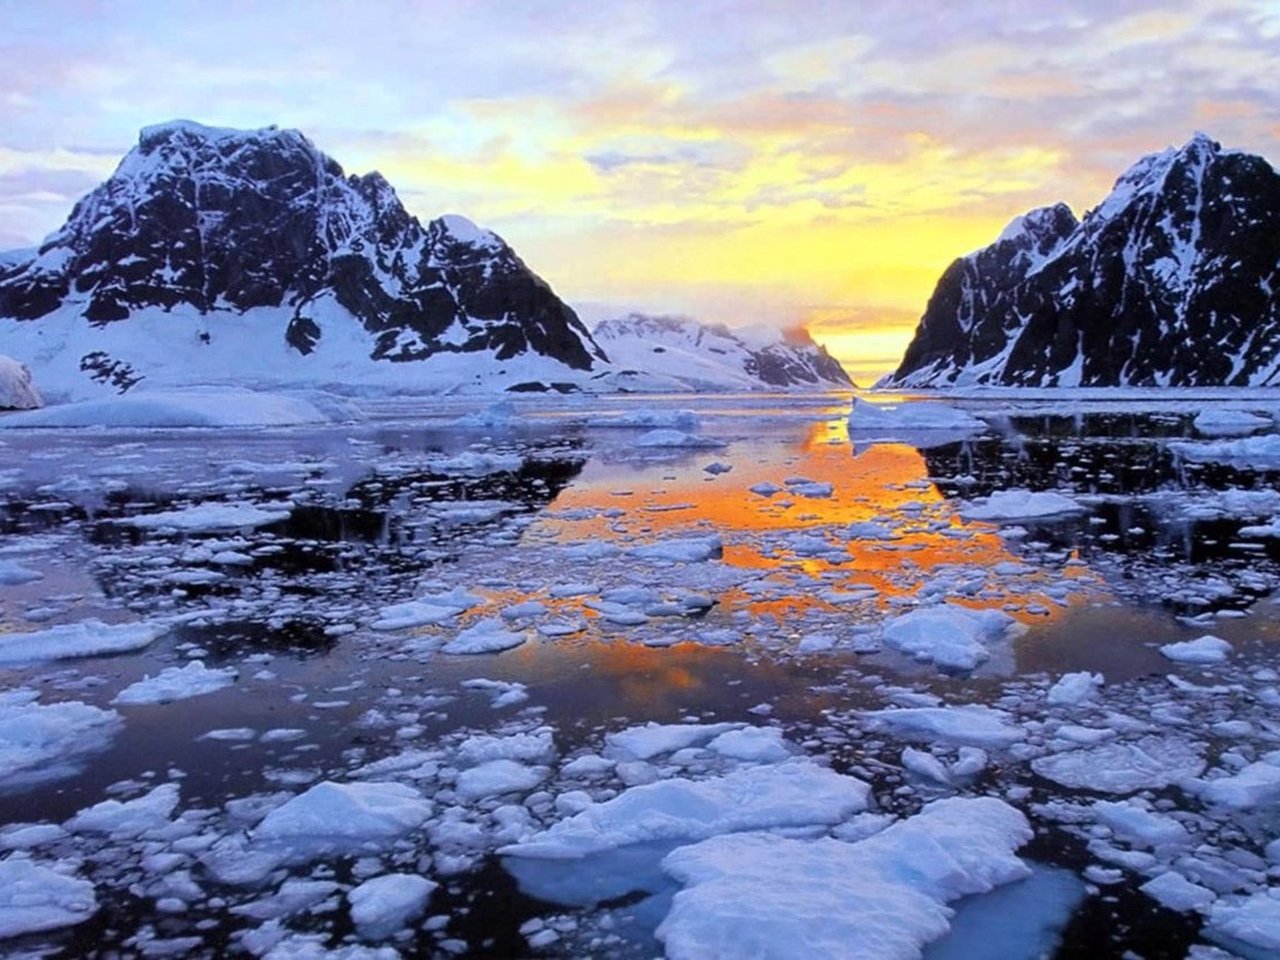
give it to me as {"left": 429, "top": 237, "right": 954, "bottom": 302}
{"left": 0, "top": 119, "right": 606, "bottom": 397}
{"left": 885, "top": 133, "right": 1280, "bottom": 388}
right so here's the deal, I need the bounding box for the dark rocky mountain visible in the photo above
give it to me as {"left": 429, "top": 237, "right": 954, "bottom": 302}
{"left": 886, "top": 133, "right": 1280, "bottom": 387}
{"left": 0, "top": 120, "right": 604, "bottom": 375}
{"left": 592, "top": 314, "right": 853, "bottom": 390}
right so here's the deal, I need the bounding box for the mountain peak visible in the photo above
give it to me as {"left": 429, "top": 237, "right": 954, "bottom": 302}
{"left": 888, "top": 134, "right": 1280, "bottom": 388}
{"left": 0, "top": 120, "right": 604, "bottom": 394}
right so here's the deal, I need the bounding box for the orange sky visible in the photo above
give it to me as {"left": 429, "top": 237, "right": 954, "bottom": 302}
{"left": 1, "top": 2, "right": 1278, "bottom": 382}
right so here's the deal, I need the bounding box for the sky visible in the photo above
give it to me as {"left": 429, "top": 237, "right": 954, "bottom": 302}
{"left": 1, "top": 1, "right": 1278, "bottom": 383}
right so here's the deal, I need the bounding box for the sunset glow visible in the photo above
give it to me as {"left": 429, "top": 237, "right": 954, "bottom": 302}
{"left": 2, "top": 1, "right": 1277, "bottom": 381}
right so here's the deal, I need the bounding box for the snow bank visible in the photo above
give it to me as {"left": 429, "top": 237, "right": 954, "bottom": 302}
{"left": 501, "top": 760, "right": 869, "bottom": 859}
{"left": 112, "top": 661, "right": 238, "bottom": 705}
{"left": 0, "top": 386, "right": 356, "bottom": 429}
{"left": 0, "top": 354, "right": 43, "bottom": 410}
{"left": 0, "top": 857, "right": 96, "bottom": 938}
{"left": 657, "top": 797, "right": 1032, "bottom": 960}
{"left": 881, "top": 605, "right": 1016, "bottom": 671}
{"left": 0, "top": 620, "right": 163, "bottom": 664}
{"left": 961, "top": 490, "right": 1084, "bottom": 522}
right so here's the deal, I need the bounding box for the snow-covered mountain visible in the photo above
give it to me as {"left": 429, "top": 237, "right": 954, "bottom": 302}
{"left": 0, "top": 120, "right": 606, "bottom": 398}
{"left": 590, "top": 314, "right": 853, "bottom": 391}
{"left": 885, "top": 133, "right": 1280, "bottom": 387}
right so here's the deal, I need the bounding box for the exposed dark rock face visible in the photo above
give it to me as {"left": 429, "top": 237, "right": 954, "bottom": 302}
{"left": 886, "top": 134, "right": 1280, "bottom": 387}
{"left": 0, "top": 120, "right": 604, "bottom": 371}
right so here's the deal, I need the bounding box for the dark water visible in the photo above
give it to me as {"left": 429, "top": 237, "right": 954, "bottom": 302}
{"left": 1, "top": 395, "right": 1279, "bottom": 957}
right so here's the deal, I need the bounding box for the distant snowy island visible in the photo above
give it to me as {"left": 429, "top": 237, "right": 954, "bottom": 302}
{"left": 0, "top": 120, "right": 851, "bottom": 404}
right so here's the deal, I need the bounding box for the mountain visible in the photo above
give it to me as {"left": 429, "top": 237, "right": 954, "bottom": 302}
{"left": 885, "top": 133, "right": 1280, "bottom": 387}
{"left": 0, "top": 120, "right": 605, "bottom": 398}
{"left": 591, "top": 314, "right": 853, "bottom": 391}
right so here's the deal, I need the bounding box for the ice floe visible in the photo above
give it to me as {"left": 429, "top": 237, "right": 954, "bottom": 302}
{"left": 881, "top": 605, "right": 1018, "bottom": 672}
{"left": 657, "top": 797, "right": 1031, "bottom": 960}
{"left": 0, "top": 386, "right": 356, "bottom": 429}
{"left": 0, "top": 619, "right": 163, "bottom": 664}
{"left": 0, "top": 857, "right": 96, "bottom": 938}
{"left": 961, "top": 490, "right": 1084, "bottom": 522}
{"left": 112, "top": 661, "right": 238, "bottom": 705}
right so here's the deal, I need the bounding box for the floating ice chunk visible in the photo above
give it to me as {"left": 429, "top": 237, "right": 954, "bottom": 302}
{"left": 230, "top": 879, "right": 341, "bottom": 921}
{"left": 862, "top": 706, "right": 1024, "bottom": 747}
{"left": 1160, "top": 635, "right": 1233, "bottom": 664}
{"left": 592, "top": 409, "right": 700, "bottom": 430}
{"left": 706, "top": 727, "right": 791, "bottom": 764}
{"left": 431, "top": 451, "right": 523, "bottom": 476}
{"left": 456, "top": 730, "right": 556, "bottom": 768}
{"left": 1193, "top": 408, "right": 1271, "bottom": 438}
{"left": 441, "top": 618, "right": 526, "bottom": 654}
{"left": 452, "top": 400, "right": 517, "bottom": 428}
{"left": 455, "top": 759, "right": 549, "bottom": 801}
{"left": 0, "top": 692, "right": 122, "bottom": 786}
{"left": 1170, "top": 434, "right": 1280, "bottom": 469}
{"left": 370, "top": 601, "right": 460, "bottom": 631}
{"left": 1206, "top": 891, "right": 1280, "bottom": 953}
{"left": 630, "top": 535, "right": 723, "bottom": 563}
{"left": 0, "top": 387, "right": 347, "bottom": 429}
{"left": 0, "top": 559, "right": 42, "bottom": 585}
{"left": 253, "top": 781, "right": 431, "bottom": 846}
{"left": 961, "top": 490, "right": 1083, "bottom": 522}
{"left": 0, "top": 354, "right": 42, "bottom": 411}
{"left": 703, "top": 461, "right": 732, "bottom": 475}
{"left": 1031, "top": 738, "right": 1205, "bottom": 794}
{"left": 657, "top": 797, "right": 1031, "bottom": 960}
{"left": 635, "top": 428, "right": 725, "bottom": 449}
{"left": 461, "top": 678, "right": 529, "bottom": 709}
{"left": 749, "top": 482, "right": 782, "bottom": 497}
{"left": 1140, "top": 872, "right": 1216, "bottom": 912}
{"left": 123, "top": 502, "right": 291, "bottom": 531}
{"left": 848, "top": 399, "right": 987, "bottom": 450}
{"left": 1199, "top": 757, "right": 1280, "bottom": 810}
{"left": 112, "top": 661, "right": 237, "bottom": 705}
{"left": 67, "top": 783, "right": 180, "bottom": 837}
{"left": 1091, "top": 799, "right": 1190, "bottom": 847}
{"left": 607, "top": 723, "right": 741, "bottom": 761}
{"left": 0, "top": 858, "right": 97, "bottom": 938}
{"left": 0, "top": 619, "right": 163, "bottom": 664}
{"left": 902, "top": 747, "right": 951, "bottom": 784}
{"left": 881, "top": 605, "right": 1016, "bottom": 672}
{"left": 348, "top": 873, "right": 438, "bottom": 941}
{"left": 501, "top": 760, "right": 870, "bottom": 859}
{"left": 1046, "top": 672, "right": 1104, "bottom": 706}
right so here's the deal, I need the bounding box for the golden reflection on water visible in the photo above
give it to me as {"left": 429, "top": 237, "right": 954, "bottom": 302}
{"left": 527, "top": 417, "right": 1102, "bottom": 628}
